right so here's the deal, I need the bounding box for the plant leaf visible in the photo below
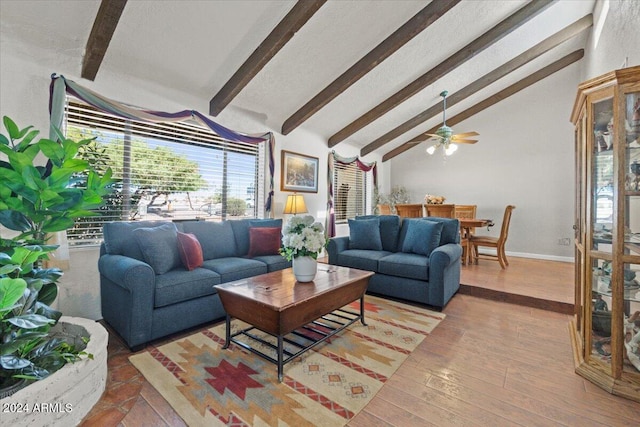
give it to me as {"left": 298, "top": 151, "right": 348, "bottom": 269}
{"left": 0, "top": 277, "right": 27, "bottom": 313}
{"left": 3, "top": 116, "right": 20, "bottom": 139}
{"left": 7, "top": 313, "right": 55, "bottom": 329}
{"left": 0, "top": 355, "right": 32, "bottom": 370}
{"left": 41, "top": 217, "right": 75, "bottom": 233}
{"left": 0, "top": 210, "right": 32, "bottom": 231}
{"left": 38, "top": 139, "right": 64, "bottom": 166}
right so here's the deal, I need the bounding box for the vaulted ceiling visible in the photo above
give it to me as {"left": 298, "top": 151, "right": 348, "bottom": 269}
{"left": 0, "top": 0, "right": 596, "bottom": 161}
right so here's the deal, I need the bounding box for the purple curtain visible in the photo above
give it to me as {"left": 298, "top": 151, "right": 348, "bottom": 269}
{"left": 49, "top": 74, "right": 276, "bottom": 212}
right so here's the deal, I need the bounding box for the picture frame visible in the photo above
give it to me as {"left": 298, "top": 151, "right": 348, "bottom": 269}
{"left": 281, "top": 150, "right": 319, "bottom": 193}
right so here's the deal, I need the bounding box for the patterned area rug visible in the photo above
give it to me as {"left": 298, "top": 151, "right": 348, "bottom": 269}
{"left": 129, "top": 295, "right": 445, "bottom": 426}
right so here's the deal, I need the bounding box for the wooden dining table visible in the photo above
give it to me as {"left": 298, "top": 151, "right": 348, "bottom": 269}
{"left": 459, "top": 218, "right": 494, "bottom": 265}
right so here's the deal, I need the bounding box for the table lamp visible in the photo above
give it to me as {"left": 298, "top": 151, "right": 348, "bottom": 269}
{"left": 283, "top": 193, "right": 308, "bottom": 215}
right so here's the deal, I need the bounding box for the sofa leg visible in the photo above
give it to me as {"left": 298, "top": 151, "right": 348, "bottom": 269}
{"left": 129, "top": 344, "right": 146, "bottom": 353}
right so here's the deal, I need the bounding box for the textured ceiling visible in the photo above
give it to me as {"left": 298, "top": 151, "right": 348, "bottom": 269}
{"left": 0, "top": 0, "right": 596, "bottom": 159}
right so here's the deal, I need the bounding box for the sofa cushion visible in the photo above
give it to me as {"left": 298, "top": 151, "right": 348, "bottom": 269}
{"left": 356, "top": 215, "right": 400, "bottom": 252}
{"left": 401, "top": 220, "right": 443, "bottom": 257}
{"left": 103, "top": 220, "right": 173, "bottom": 260}
{"left": 177, "top": 232, "right": 204, "bottom": 271}
{"left": 378, "top": 252, "right": 430, "bottom": 281}
{"left": 336, "top": 249, "right": 391, "bottom": 272}
{"left": 201, "top": 257, "right": 268, "bottom": 283}
{"left": 348, "top": 218, "right": 383, "bottom": 250}
{"left": 133, "top": 223, "right": 181, "bottom": 274}
{"left": 248, "top": 227, "right": 281, "bottom": 257}
{"left": 182, "top": 221, "right": 237, "bottom": 259}
{"left": 154, "top": 268, "right": 221, "bottom": 308}
{"left": 252, "top": 254, "right": 291, "bottom": 272}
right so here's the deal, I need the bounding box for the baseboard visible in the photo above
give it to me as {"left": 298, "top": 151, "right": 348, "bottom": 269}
{"left": 476, "top": 249, "right": 574, "bottom": 263}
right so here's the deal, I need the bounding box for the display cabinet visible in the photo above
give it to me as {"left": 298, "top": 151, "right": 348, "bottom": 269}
{"left": 570, "top": 66, "right": 640, "bottom": 402}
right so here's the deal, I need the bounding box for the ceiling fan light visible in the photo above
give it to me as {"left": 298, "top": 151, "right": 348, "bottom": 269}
{"left": 444, "top": 144, "right": 458, "bottom": 156}
{"left": 426, "top": 145, "right": 437, "bottom": 155}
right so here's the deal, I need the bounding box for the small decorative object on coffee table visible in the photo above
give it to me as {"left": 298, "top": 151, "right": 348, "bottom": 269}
{"left": 280, "top": 215, "right": 327, "bottom": 282}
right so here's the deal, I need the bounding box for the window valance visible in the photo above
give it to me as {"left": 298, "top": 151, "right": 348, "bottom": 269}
{"left": 48, "top": 74, "right": 276, "bottom": 212}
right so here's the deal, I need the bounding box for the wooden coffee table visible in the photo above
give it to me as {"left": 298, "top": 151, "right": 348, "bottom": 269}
{"left": 215, "top": 265, "right": 373, "bottom": 381}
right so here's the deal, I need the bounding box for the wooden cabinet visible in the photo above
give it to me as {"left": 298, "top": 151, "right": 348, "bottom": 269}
{"left": 570, "top": 66, "right": 640, "bottom": 402}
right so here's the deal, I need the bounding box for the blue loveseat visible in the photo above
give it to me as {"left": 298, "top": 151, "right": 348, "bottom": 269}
{"left": 98, "top": 218, "right": 289, "bottom": 350}
{"left": 327, "top": 215, "right": 462, "bottom": 309}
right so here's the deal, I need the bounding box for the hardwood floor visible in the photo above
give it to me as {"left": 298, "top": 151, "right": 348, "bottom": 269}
{"left": 81, "top": 258, "right": 640, "bottom": 426}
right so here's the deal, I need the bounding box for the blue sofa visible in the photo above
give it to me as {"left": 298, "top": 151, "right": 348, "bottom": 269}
{"left": 98, "top": 219, "right": 289, "bottom": 350}
{"left": 327, "top": 215, "right": 462, "bottom": 309}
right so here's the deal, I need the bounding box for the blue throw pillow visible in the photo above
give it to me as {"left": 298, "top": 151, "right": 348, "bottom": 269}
{"left": 133, "top": 223, "right": 181, "bottom": 274}
{"left": 356, "top": 215, "right": 400, "bottom": 252}
{"left": 348, "top": 218, "right": 383, "bottom": 250}
{"left": 401, "top": 220, "right": 444, "bottom": 257}
{"left": 182, "top": 221, "right": 238, "bottom": 259}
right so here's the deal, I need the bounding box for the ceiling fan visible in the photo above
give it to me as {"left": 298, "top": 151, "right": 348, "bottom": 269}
{"left": 425, "top": 90, "right": 479, "bottom": 156}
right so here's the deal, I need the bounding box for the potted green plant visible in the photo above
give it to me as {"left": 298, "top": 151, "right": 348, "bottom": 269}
{"left": 0, "top": 116, "right": 114, "bottom": 396}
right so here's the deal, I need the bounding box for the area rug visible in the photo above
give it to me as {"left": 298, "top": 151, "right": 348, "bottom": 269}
{"left": 129, "top": 295, "right": 445, "bottom": 426}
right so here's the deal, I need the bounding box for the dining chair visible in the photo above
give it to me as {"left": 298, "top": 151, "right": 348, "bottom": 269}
{"left": 425, "top": 203, "right": 456, "bottom": 218}
{"left": 470, "top": 205, "right": 515, "bottom": 269}
{"left": 377, "top": 204, "right": 392, "bottom": 215}
{"left": 455, "top": 205, "right": 477, "bottom": 264}
{"left": 395, "top": 204, "right": 423, "bottom": 218}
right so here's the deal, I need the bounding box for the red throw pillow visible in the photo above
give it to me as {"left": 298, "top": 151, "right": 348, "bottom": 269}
{"left": 177, "top": 232, "right": 203, "bottom": 271}
{"left": 248, "top": 227, "right": 281, "bottom": 257}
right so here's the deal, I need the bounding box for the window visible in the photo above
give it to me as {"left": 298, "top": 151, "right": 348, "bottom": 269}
{"left": 333, "top": 159, "right": 370, "bottom": 223}
{"left": 64, "top": 100, "right": 264, "bottom": 246}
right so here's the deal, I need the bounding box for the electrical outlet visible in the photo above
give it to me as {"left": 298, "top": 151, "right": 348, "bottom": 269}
{"left": 558, "top": 238, "right": 571, "bottom": 246}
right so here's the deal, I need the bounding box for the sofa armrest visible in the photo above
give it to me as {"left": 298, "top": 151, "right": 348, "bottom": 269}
{"left": 430, "top": 243, "right": 462, "bottom": 269}
{"left": 99, "top": 254, "right": 155, "bottom": 291}
{"left": 327, "top": 236, "right": 350, "bottom": 264}
{"left": 98, "top": 254, "right": 156, "bottom": 348}
{"left": 428, "top": 243, "right": 462, "bottom": 308}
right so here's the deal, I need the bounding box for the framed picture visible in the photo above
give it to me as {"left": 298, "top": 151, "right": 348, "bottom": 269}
{"left": 281, "top": 150, "right": 319, "bottom": 193}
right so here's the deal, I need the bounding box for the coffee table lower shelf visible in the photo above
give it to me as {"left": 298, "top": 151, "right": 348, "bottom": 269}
{"left": 222, "top": 305, "right": 366, "bottom": 382}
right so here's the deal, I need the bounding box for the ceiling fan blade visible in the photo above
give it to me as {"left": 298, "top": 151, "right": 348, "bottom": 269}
{"left": 452, "top": 131, "right": 479, "bottom": 138}
{"left": 452, "top": 139, "right": 478, "bottom": 144}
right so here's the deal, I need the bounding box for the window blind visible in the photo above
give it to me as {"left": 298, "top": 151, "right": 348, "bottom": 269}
{"left": 64, "top": 100, "right": 263, "bottom": 246}
{"left": 333, "top": 160, "right": 368, "bottom": 223}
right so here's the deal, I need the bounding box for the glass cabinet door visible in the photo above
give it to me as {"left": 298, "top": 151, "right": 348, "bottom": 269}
{"left": 623, "top": 90, "right": 640, "bottom": 374}
{"left": 592, "top": 97, "right": 614, "bottom": 253}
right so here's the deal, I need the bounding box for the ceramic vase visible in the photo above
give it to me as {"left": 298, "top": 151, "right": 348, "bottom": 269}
{"left": 292, "top": 256, "right": 317, "bottom": 282}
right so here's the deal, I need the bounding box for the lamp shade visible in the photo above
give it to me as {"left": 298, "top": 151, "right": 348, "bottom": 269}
{"left": 283, "top": 194, "right": 308, "bottom": 215}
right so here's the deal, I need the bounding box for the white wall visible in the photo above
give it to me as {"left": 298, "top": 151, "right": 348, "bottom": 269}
{"left": 389, "top": 0, "right": 640, "bottom": 262}
{"left": 0, "top": 29, "right": 382, "bottom": 319}
{"left": 582, "top": 0, "right": 640, "bottom": 80}
{"left": 390, "top": 64, "right": 580, "bottom": 260}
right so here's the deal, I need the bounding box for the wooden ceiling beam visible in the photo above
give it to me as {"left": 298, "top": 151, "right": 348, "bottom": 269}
{"left": 382, "top": 49, "right": 585, "bottom": 162}
{"left": 81, "top": 0, "right": 128, "bottom": 81}
{"left": 209, "top": 0, "right": 326, "bottom": 117}
{"left": 360, "top": 13, "right": 593, "bottom": 156}
{"left": 328, "top": 0, "right": 555, "bottom": 147}
{"left": 281, "top": 0, "right": 461, "bottom": 135}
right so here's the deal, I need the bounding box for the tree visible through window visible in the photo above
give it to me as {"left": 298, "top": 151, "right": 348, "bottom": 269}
{"left": 65, "top": 100, "right": 264, "bottom": 245}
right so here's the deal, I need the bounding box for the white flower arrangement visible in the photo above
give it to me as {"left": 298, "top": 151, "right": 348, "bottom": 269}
{"left": 280, "top": 215, "right": 328, "bottom": 261}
